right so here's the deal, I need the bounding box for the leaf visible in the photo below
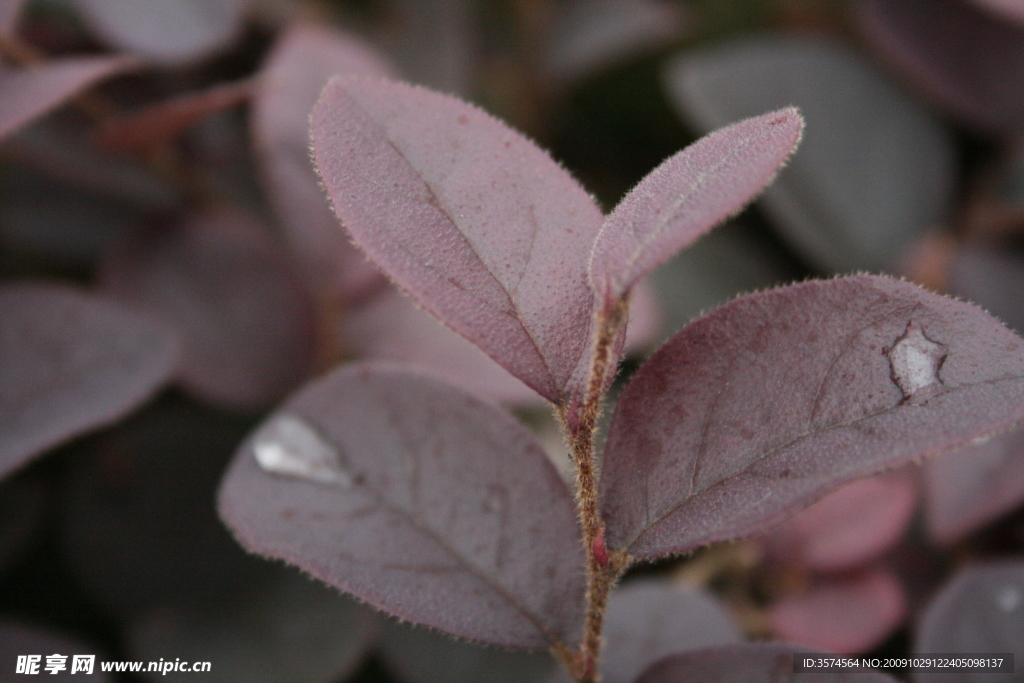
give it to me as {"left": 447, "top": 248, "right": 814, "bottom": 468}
{"left": 0, "top": 621, "right": 112, "bottom": 682}
{"left": 69, "top": 0, "right": 243, "bottom": 64}
{"left": 925, "top": 428, "right": 1024, "bottom": 543}
{"left": 914, "top": 562, "right": 1024, "bottom": 683}
{"left": 98, "top": 208, "right": 316, "bottom": 411}
{"left": 0, "top": 282, "right": 179, "bottom": 481}
{"left": 634, "top": 644, "right": 901, "bottom": 683}
{"left": 664, "top": 35, "right": 954, "bottom": 273}
{"left": 599, "top": 274, "right": 1024, "bottom": 561}
{"left": 544, "top": 0, "right": 687, "bottom": 85}
{"left": 858, "top": 0, "right": 1024, "bottom": 133}
{"left": 760, "top": 470, "right": 917, "bottom": 572}
{"left": 550, "top": 579, "right": 741, "bottom": 683}
{"left": 589, "top": 108, "right": 802, "bottom": 307}
{"left": 311, "top": 76, "right": 604, "bottom": 404}
{"left": 252, "top": 24, "right": 394, "bottom": 302}
{"left": 0, "top": 56, "right": 135, "bottom": 140}
{"left": 768, "top": 568, "right": 907, "bottom": 654}
{"left": 217, "top": 364, "right": 586, "bottom": 649}
{"left": 381, "top": 621, "right": 556, "bottom": 683}
{"left": 0, "top": 0, "right": 28, "bottom": 35}
{"left": 128, "top": 571, "right": 380, "bottom": 683}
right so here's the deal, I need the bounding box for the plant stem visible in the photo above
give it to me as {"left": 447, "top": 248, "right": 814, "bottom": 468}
{"left": 559, "top": 300, "right": 630, "bottom": 683}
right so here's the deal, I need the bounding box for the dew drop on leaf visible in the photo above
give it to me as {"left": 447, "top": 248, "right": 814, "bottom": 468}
{"left": 889, "top": 321, "right": 947, "bottom": 400}
{"left": 252, "top": 415, "right": 352, "bottom": 488}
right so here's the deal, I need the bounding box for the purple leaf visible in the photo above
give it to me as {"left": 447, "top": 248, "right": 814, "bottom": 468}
{"left": 768, "top": 567, "right": 907, "bottom": 654}
{"left": 0, "top": 56, "right": 135, "bottom": 141}
{"left": 664, "top": 35, "right": 955, "bottom": 273}
{"left": 600, "top": 274, "right": 1024, "bottom": 561}
{"left": 98, "top": 208, "right": 315, "bottom": 411}
{"left": 550, "top": 579, "right": 741, "bottom": 683}
{"left": 0, "top": 282, "right": 179, "bottom": 481}
{"left": 69, "top": 0, "right": 243, "bottom": 64}
{"left": 859, "top": 0, "right": 1024, "bottom": 134}
{"left": 760, "top": 470, "right": 917, "bottom": 572}
{"left": 310, "top": 76, "right": 604, "bottom": 405}
{"left": 217, "top": 364, "right": 586, "bottom": 648}
{"left": 0, "top": 621, "right": 111, "bottom": 682}
{"left": 925, "top": 428, "right": 1024, "bottom": 543}
{"left": 0, "top": 0, "right": 28, "bottom": 35}
{"left": 128, "top": 572, "right": 380, "bottom": 683}
{"left": 381, "top": 621, "right": 556, "bottom": 683}
{"left": 590, "top": 108, "right": 802, "bottom": 307}
{"left": 914, "top": 562, "right": 1024, "bottom": 682}
{"left": 634, "top": 644, "right": 901, "bottom": 683}
{"left": 252, "top": 24, "right": 394, "bottom": 302}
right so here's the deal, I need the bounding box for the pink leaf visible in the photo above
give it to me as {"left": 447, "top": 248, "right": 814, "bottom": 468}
{"left": 925, "top": 428, "right": 1024, "bottom": 543}
{"left": 0, "top": 282, "right": 179, "bottom": 481}
{"left": 252, "top": 24, "right": 395, "bottom": 302}
{"left": 590, "top": 108, "right": 802, "bottom": 308}
{"left": 859, "top": 0, "right": 1024, "bottom": 133}
{"left": 69, "top": 0, "right": 243, "bottom": 64}
{"left": 915, "top": 562, "right": 1024, "bottom": 675}
{"left": 217, "top": 364, "right": 586, "bottom": 648}
{"left": 0, "top": 56, "right": 135, "bottom": 141}
{"left": 311, "top": 76, "right": 604, "bottom": 404}
{"left": 600, "top": 274, "right": 1024, "bottom": 560}
{"left": 635, "top": 644, "right": 901, "bottom": 683}
{"left": 768, "top": 568, "right": 907, "bottom": 654}
{"left": 98, "top": 208, "right": 315, "bottom": 411}
{"left": 761, "top": 469, "right": 917, "bottom": 572}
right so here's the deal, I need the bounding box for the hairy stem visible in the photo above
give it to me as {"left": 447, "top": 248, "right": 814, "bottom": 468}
{"left": 558, "top": 299, "right": 630, "bottom": 683}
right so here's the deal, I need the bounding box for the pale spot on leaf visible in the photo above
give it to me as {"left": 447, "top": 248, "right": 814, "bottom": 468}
{"left": 889, "top": 321, "right": 947, "bottom": 401}
{"left": 253, "top": 415, "right": 352, "bottom": 488}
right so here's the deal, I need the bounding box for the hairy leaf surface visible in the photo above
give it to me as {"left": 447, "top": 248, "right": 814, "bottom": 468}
{"left": 311, "top": 76, "right": 604, "bottom": 404}
{"left": 0, "top": 283, "right": 179, "bottom": 481}
{"left": 590, "top": 108, "right": 802, "bottom": 307}
{"left": 218, "top": 365, "right": 586, "bottom": 648}
{"left": 253, "top": 25, "right": 393, "bottom": 302}
{"left": 600, "top": 274, "right": 1024, "bottom": 560}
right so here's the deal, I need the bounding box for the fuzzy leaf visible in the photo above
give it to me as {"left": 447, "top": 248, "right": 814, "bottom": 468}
{"left": 664, "top": 35, "right": 954, "bottom": 273}
{"left": 600, "top": 274, "right": 1024, "bottom": 560}
{"left": 590, "top": 108, "right": 802, "bottom": 307}
{"left": 311, "top": 76, "right": 604, "bottom": 404}
{"left": 0, "top": 282, "right": 179, "bottom": 481}
{"left": 925, "top": 429, "right": 1024, "bottom": 542}
{"left": 0, "top": 57, "right": 135, "bottom": 141}
{"left": 69, "top": 0, "right": 243, "bottom": 64}
{"left": 218, "top": 364, "right": 586, "bottom": 648}
{"left": 252, "top": 24, "right": 394, "bottom": 302}
{"left": 859, "top": 0, "right": 1024, "bottom": 133}
{"left": 635, "top": 644, "right": 901, "bottom": 683}
{"left": 768, "top": 568, "right": 907, "bottom": 654}
{"left": 914, "top": 562, "right": 1024, "bottom": 682}
{"left": 98, "top": 208, "right": 315, "bottom": 411}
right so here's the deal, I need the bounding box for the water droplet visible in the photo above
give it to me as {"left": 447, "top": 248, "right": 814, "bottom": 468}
{"left": 889, "top": 322, "right": 947, "bottom": 401}
{"left": 995, "top": 585, "right": 1022, "bottom": 613}
{"left": 253, "top": 415, "right": 353, "bottom": 488}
